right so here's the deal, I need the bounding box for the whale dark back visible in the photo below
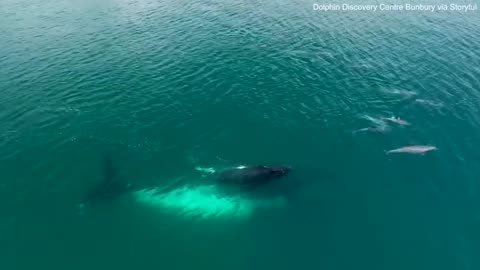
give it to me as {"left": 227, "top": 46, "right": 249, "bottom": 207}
{"left": 216, "top": 165, "right": 291, "bottom": 187}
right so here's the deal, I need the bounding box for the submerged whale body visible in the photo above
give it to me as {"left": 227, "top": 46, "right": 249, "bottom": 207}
{"left": 215, "top": 165, "right": 291, "bottom": 188}
{"left": 83, "top": 155, "right": 291, "bottom": 207}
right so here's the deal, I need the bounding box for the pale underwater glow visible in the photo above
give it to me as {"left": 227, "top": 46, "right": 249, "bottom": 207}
{"left": 133, "top": 184, "right": 286, "bottom": 220}
{"left": 194, "top": 166, "right": 217, "bottom": 174}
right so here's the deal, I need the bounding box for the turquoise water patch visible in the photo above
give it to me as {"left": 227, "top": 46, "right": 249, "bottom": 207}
{"left": 133, "top": 184, "right": 286, "bottom": 221}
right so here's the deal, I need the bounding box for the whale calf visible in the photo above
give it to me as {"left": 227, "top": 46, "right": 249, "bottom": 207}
{"left": 215, "top": 165, "right": 291, "bottom": 188}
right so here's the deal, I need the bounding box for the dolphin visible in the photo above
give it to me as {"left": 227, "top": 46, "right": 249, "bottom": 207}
{"left": 381, "top": 116, "right": 410, "bottom": 126}
{"left": 386, "top": 145, "right": 437, "bottom": 154}
{"left": 353, "top": 126, "right": 391, "bottom": 133}
{"left": 414, "top": 99, "right": 444, "bottom": 108}
{"left": 354, "top": 115, "right": 391, "bottom": 134}
{"left": 361, "top": 115, "right": 387, "bottom": 127}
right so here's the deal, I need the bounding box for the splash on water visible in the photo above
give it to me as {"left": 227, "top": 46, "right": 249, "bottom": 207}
{"left": 381, "top": 88, "right": 418, "bottom": 97}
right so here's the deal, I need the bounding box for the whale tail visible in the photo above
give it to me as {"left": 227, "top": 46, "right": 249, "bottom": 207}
{"left": 83, "top": 154, "right": 132, "bottom": 206}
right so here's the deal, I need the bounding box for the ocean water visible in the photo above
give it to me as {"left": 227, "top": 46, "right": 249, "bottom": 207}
{"left": 1, "top": 0, "right": 480, "bottom": 269}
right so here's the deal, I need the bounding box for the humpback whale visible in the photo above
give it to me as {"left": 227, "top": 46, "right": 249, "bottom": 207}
{"left": 82, "top": 156, "right": 291, "bottom": 207}
{"left": 215, "top": 165, "right": 291, "bottom": 188}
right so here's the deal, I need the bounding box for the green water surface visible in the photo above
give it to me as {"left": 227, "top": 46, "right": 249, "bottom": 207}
{"left": 1, "top": 0, "right": 479, "bottom": 269}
